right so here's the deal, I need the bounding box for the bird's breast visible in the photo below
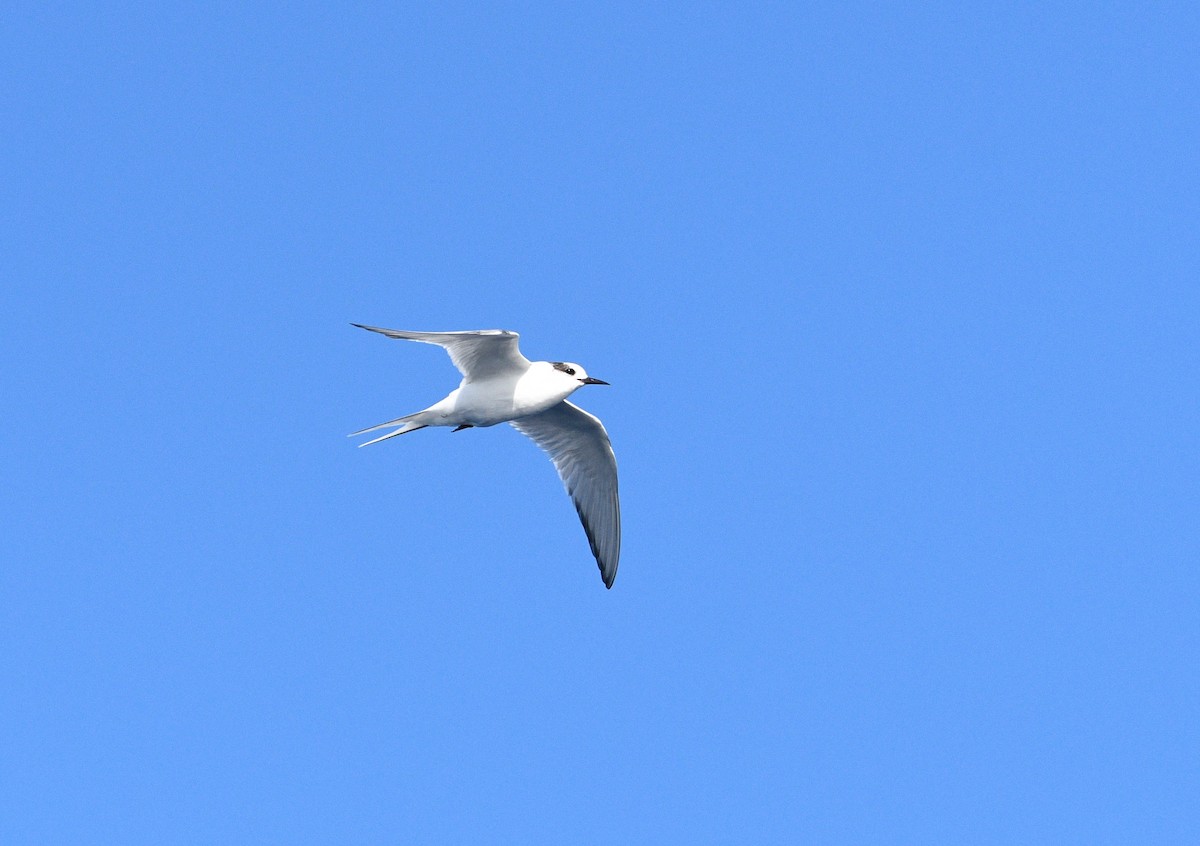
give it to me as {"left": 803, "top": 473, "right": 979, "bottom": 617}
{"left": 512, "top": 368, "right": 577, "bottom": 415}
{"left": 454, "top": 372, "right": 573, "bottom": 426}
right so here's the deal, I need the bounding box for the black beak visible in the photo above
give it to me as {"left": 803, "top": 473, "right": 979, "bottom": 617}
{"left": 580, "top": 377, "right": 609, "bottom": 385}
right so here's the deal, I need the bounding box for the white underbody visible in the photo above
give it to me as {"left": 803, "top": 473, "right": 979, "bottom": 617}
{"left": 417, "top": 363, "right": 581, "bottom": 427}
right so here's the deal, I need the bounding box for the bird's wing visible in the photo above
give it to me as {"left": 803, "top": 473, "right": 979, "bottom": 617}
{"left": 352, "top": 324, "right": 530, "bottom": 381}
{"left": 510, "top": 401, "right": 621, "bottom": 588}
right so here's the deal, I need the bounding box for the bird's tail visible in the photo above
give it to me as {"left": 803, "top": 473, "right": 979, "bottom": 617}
{"left": 349, "top": 413, "right": 429, "bottom": 447}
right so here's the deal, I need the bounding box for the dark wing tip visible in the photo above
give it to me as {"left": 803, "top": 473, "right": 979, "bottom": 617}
{"left": 575, "top": 499, "right": 618, "bottom": 589}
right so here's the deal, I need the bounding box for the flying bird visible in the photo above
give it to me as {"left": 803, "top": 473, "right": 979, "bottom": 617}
{"left": 350, "top": 324, "right": 621, "bottom": 588}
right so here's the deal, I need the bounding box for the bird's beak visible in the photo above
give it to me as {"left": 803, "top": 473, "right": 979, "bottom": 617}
{"left": 580, "top": 377, "right": 609, "bottom": 385}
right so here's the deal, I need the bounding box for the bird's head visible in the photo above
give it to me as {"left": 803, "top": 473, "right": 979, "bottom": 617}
{"left": 551, "top": 361, "right": 609, "bottom": 388}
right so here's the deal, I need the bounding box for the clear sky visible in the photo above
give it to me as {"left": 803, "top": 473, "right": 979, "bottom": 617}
{"left": 3, "top": 2, "right": 1198, "bottom": 843}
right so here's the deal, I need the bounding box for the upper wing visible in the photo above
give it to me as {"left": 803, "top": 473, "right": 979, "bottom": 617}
{"left": 510, "top": 401, "right": 621, "bottom": 589}
{"left": 352, "top": 324, "right": 530, "bottom": 381}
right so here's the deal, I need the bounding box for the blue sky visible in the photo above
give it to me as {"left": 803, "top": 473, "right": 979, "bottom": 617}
{"left": 3, "top": 2, "right": 1198, "bottom": 842}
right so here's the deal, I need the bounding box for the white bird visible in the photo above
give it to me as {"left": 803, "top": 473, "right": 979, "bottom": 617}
{"left": 350, "top": 323, "right": 621, "bottom": 589}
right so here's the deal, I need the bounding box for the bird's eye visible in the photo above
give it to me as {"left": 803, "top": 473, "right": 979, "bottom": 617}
{"left": 566, "top": 368, "right": 576, "bottom": 376}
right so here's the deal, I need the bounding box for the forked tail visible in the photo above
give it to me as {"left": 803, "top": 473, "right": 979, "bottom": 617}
{"left": 348, "top": 413, "right": 429, "bottom": 447}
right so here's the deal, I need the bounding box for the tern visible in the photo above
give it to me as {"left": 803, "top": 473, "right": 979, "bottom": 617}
{"left": 350, "top": 323, "right": 621, "bottom": 588}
